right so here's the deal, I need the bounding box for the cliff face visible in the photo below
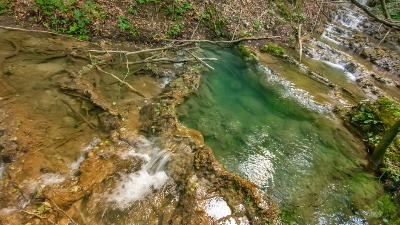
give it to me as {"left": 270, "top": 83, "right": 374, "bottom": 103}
{"left": 0, "top": 0, "right": 330, "bottom": 43}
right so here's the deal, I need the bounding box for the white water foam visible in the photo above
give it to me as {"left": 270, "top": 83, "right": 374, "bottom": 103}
{"left": 70, "top": 137, "right": 101, "bottom": 172}
{"left": 107, "top": 140, "right": 171, "bottom": 209}
{"left": 204, "top": 196, "right": 232, "bottom": 220}
{"left": 323, "top": 61, "right": 357, "bottom": 81}
{"left": 40, "top": 173, "right": 65, "bottom": 186}
{"left": 259, "top": 66, "right": 329, "bottom": 114}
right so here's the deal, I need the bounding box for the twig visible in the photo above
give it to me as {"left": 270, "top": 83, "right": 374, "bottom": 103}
{"left": 185, "top": 50, "right": 214, "bottom": 70}
{"left": 61, "top": 100, "right": 96, "bottom": 129}
{"left": 0, "top": 26, "right": 84, "bottom": 41}
{"left": 48, "top": 199, "right": 78, "bottom": 225}
{"left": 22, "top": 210, "right": 47, "bottom": 219}
{"left": 126, "top": 57, "right": 217, "bottom": 65}
{"left": 378, "top": 28, "right": 391, "bottom": 46}
{"left": 231, "top": 8, "right": 243, "bottom": 41}
{"left": 159, "top": 36, "right": 282, "bottom": 44}
{"left": 95, "top": 65, "right": 146, "bottom": 98}
{"left": 298, "top": 24, "right": 303, "bottom": 62}
{"left": 191, "top": 20, "right": 201, "bottom": 39}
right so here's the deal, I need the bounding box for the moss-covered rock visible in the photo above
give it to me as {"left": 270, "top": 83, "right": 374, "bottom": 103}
{"left": 346, "top": 97, "right": 400, "bottom": 205}
{"left": 260, "top": 43, "right": 285, "bottom": 56}
{"left": 237, "top": 44, "right": 258, "bottom": 63}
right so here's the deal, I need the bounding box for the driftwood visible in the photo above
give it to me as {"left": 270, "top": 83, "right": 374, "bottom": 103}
{"left": 185, "top": 50, "right": 215, "bottom": 70}
{"left": 84, "top": 43, "right": 191, "bottom": 55}
{"left": 126, "top": 57, "right": 218, "bottom": 65}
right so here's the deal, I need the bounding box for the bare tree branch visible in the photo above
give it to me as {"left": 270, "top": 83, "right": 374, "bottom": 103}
{"left": 349, "top": 0, "right": 400, "bottom": 30}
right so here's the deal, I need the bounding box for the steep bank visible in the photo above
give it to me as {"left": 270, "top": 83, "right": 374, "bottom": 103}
{"left": 0, "top": 0, "right": 330, "bottom": 44}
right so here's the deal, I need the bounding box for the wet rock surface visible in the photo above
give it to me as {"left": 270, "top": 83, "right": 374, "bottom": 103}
{"left": 0, "top": 29, "right": 278, "bottom": 224}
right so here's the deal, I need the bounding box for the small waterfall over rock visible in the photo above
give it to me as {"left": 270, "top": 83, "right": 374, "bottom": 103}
{"left": 107, "top": 138, "right": 171, "bottom": 209}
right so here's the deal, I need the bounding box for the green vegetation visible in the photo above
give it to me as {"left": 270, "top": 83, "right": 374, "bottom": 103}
{"left": 163, "top": 0, "right": 193, "bottom": 37}
{"left": 0, "top": 1, "right": 12, "bottom": 15}
{"left": 166, "top": 21, "right": 183, "bottom": 37}
{"left": 33, "top": 0, "right": 106, "bottom": 40}
{"left": 237, "top": 44, "right": 258, "bottom": 63}
{"left": 253, "top": 19, "right": 263, "bottom": 32}
{"left": 371, "top": 194, "right": 400, "bottom": 224}
{"left": 137, "top": 0, "right": 159, "bottom": 4}
{"left": 275, "top": 1, "right": 305, "bottom": 23}
{"left": 347, "top": 97, "right": 400, "bottom": 188}
{"left": 260, "top": 43, "right": 285, "bottom": 56}
{"left": 347, "top": 98, "right": 399, "bottom": 148}
{"left": 199, "top": 4, "right": 227, "bottom": 37}
{"left": 118, "top": 16, "right": 137, "bottom": 35}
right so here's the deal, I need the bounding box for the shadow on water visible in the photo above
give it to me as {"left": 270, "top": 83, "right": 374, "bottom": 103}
{"left": 178, "top": 45, "right": 391, "bottom": 224}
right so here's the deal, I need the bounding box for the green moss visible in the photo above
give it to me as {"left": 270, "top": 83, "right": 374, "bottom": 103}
{"left": 260, "top": 43, "right": 285, "bottom": 56}
{"left": 371, "top": 194, "right": 400, "bottom": 224}
{"left": 347, "top": 97, "right": 400, "bottom": 189}
{"left": 347, "top": 98, "right": 400, "bottom": 148}
{"left": 237, "top": 44, "right": 258, "bottom": 63}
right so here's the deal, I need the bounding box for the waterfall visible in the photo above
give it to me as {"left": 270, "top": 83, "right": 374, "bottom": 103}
{"left": 107, "top": 141, "right": 171, "bottom": 209}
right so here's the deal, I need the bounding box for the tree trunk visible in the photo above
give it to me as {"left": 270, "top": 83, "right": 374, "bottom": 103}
{"left": 350, "top": 0, "right": 400, "bottom": 30}
{"left": 371, "top": 119, "right": 400, "bottom": 166}
{"left": 379, "top": 0, "right": 391, "bottom": 19}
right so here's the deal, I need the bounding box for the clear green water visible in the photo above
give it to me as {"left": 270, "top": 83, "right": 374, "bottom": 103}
{"left": 178, "top": 46, "right": 388, "bottom": 224}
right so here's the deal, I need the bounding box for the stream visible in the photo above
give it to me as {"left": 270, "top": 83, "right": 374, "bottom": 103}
{"left": 0, "top": 2, "right": 399, "bottom": 225}
{"left": 178, "top": 4, "right": 399, "bottom": 225}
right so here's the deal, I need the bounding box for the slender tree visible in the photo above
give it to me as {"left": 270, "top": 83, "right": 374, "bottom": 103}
{"left": 350, "top": 0, "right": 400, "bottom": 30}
{"left": 379, "top": 0, "right": 391, "bottom": 19}
{"left": 371, "top": 119, "right": 400, "bottom": 166}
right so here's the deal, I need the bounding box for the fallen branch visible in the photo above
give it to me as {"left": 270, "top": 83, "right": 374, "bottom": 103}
{"left": 95, "top": 65, "right": 146, "bottom": 98}
{"left": 159, "top": 36, "right": 282, "bottom": 44}
{"left": 84, "top": 43, "right": 191, "bottom": 55}
{"left": 185, "top": 50, "right": 214, "bottom": 70}
{"left": 378, "top": 28, "right": 391, "bottom": 45}
{"left": 126, "top": 57, "right": 217, "bottom": 65}
{"left": 61, "top": 99, "right": 96, "bottom": 129}
{"left": 48, "top": 199, "right": 78, "bottom": 225}
{"left": 22, "top": 210, "right": 47, "bottom": 220}
{"left": 349, "top": 0, "right": 400, "bottom": 30}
